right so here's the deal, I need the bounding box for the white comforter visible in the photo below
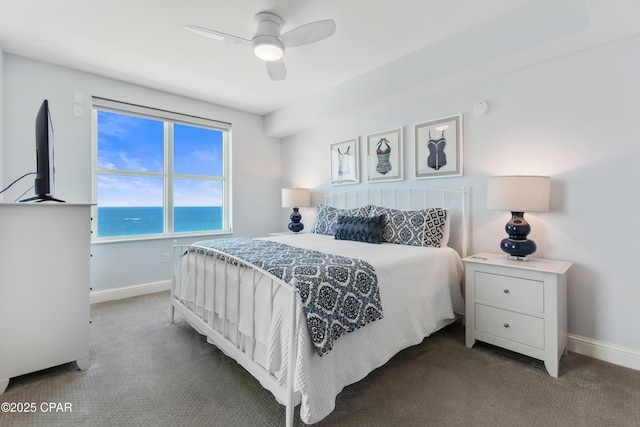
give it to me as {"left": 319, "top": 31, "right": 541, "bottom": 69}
{"left": 176, "top": 234, "right": 463, "bottom": 424}
{"left": 264, "top": 234, "right": 463, "bottom": 424}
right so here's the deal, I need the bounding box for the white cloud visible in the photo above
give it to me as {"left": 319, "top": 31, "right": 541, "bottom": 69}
{"left": 97, "top": 175, "right": 163, "bottom": 207}
{"left": 174, "top": 179, "right": 222, "bottom": 206}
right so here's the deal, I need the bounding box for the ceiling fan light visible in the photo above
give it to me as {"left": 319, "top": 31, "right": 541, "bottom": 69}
{"left": 253, "top": 36, "right": 284, "bottom": 61}
{"left": 254, "top": 44, "right": 283, "bottom": 61}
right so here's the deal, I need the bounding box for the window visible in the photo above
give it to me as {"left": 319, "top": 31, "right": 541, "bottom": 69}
{"left": 92, "top": 98, "right": 231, "bottom": 240}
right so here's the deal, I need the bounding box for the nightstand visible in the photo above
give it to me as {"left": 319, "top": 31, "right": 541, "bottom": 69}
{"left": 462, "top": 252, "right": 572, "bottom": 377}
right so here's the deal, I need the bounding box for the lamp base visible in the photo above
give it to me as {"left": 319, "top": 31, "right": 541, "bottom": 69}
{"left": 507, "top": 255, "right": 530, "bottom": 261}
{"left": 288, "top": 207, "right": 304, "bottom": 233}
{"left": 499, "top": 211, "right": 537, "bottom": 260}
{"left": 500, "top": 238, "right": 537, "bottom": 261}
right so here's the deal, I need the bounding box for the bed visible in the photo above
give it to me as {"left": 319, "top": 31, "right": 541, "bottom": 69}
{"left": 170, "top": 187, "right": 468, "bottom": 426}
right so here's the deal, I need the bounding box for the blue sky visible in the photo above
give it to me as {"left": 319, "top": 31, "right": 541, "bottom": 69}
{"left": 97, "top": 111, "right": 223, "bottom": 207}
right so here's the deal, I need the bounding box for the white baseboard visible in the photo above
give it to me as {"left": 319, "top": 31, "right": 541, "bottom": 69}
{"left": 90, "top": 281, "right": 171, "bottom": 304}
{"left": 568, "top": 333, "right": 640, "bottom": 372}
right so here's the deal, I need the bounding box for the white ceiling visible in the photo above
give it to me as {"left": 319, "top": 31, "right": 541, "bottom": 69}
{"left": 1, "top": 0, "right": 639, "bottom": 125}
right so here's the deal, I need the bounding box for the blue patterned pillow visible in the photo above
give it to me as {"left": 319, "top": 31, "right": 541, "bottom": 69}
{"left": 370, "top": 206, "right": 448, "bottom": 247}
{"left": 312, "top": 204, "right": 372, "bottom": 235}
{"left": 334, "top": 215, "right": 385, "bottom": 244}
{"left": 423, "top": 208, "right": 448, "bottom": 247}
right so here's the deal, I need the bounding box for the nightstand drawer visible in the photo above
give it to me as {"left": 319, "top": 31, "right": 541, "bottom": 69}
{"left": 475, "top": 272, "right": 543, "bottom": 313}
{"left": 475, "top": 304, "right": 545, "bottom": 349}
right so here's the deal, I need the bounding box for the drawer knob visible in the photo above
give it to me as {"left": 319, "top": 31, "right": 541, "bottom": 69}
{"left": 503, "top": 323, "right": 510, "bottom": 328}
{"left": 503, "top": 289, "right": 510, "bottom": 293}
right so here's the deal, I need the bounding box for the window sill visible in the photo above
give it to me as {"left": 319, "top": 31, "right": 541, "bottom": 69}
{"left": 91, "top": 230, "right": 233, "bottom": 245}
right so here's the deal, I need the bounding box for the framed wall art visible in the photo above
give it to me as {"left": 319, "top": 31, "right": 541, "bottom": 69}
{"left": 366, "top": 127, "right": 403, "bottom": 182}
{"left": 330, "top": 137, "right": 359, "bottom": 185}
{"left": 414, "top": 114, "right": 463, "bottom": 179}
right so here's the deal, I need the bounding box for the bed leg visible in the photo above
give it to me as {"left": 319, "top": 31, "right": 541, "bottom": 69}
{"left": 170, "top": 240, "right": 178, "bottom": 325}
{"left": 286, "top": 403, "right": 294, "bottom": 427}
{"left": 285, "top": 284, "right": 297, "bottom": 427}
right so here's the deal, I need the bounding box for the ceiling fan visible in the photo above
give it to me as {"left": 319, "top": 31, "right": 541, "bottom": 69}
{"left": 185, "top": 12, "right": 336, "bottom": 81}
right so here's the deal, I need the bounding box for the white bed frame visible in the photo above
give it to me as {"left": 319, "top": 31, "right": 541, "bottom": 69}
{"left": 170, "top": 187, "right": 468, "bottom": 426}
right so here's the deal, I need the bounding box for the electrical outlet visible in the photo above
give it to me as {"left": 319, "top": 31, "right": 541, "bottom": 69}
{"left": 73, "top": 105, "right": 84, "bottom": 118}
{"left": 163, "top": 253, "right": 170, "bottom": 263}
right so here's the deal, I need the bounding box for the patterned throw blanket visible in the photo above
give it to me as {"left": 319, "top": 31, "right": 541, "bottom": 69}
{"left": 193, "top": 238, "right": 383, "bottom": 356}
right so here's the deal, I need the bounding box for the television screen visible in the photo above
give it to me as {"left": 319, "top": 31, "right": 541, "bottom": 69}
{"left": 21, "top": 99, "right": 64, "bottom": 202}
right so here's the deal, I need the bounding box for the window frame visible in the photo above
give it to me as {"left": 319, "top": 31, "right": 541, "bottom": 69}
{"left": 91, "top": 97, "right": 232, "bottom": 242}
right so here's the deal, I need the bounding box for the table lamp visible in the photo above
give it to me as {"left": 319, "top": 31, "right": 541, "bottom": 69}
{"left": 487, "top": 176, "right": 550, "bottom": 260}
{"left": 281, "top": 188, "right": 310, "bottom": 232}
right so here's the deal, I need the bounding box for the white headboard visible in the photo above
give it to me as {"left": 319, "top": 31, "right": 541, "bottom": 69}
{"left": 322, "top": 187, "right": 469, "bottom": 258}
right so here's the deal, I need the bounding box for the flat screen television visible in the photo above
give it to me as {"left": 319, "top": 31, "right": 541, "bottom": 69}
{"left": 20, "top": 99, "right": 64, "bottom": 202}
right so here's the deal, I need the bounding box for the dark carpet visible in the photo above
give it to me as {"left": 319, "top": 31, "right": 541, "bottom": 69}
{"left": 1, "top": 292, "right": 638, "bottom": 426}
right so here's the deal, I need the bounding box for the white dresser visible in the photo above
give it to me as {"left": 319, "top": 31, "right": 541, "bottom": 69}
{"left": 0, "top": 203, "right": 91, "bottom": 394}
{"left": 463, "top": 252, "right": 572, "bottom": 377}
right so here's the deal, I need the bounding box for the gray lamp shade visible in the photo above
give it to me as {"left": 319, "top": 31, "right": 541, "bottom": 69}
{"left": 487, "top": 176, "right": 550, "bottom": 212}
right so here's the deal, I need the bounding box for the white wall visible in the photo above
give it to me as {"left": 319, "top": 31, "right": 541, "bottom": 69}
{"left": 2, "top": 54, "right": 282, "bottom": 291}
{"left": 281, "top": 36, "right": 640, "bottom": 354}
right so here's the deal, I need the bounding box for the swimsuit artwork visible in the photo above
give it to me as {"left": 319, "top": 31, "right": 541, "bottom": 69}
{"left": 427, "top": 130, "right": 447, "bottom": 170}
{"left": 375, "top": 138, "right": 392, "bottom": 175}
{"left": 337, "top": 146, "right": 352, "bottom": 177}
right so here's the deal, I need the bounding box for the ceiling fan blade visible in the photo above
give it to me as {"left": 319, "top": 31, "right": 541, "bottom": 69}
{"left": 184, "top": 25, "right": 253, "bottom": 46}
{"left": 266, "top": 60, "right": 286, "bottom": 81}
{"left": 280, "top": 19, "right": 336, "bottom": 48}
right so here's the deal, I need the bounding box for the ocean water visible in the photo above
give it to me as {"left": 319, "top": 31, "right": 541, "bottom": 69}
{"left": 98, "top": 206, "right": 223, "bottom": 237}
